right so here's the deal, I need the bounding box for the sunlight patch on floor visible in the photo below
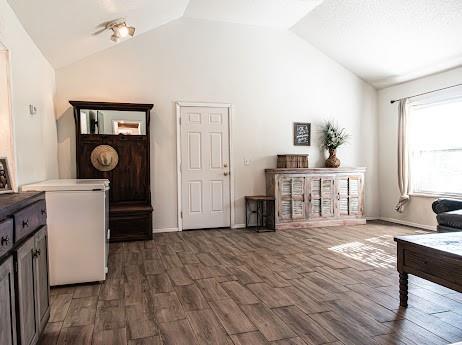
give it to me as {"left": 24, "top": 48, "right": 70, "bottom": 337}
{"left": 365, "top": 235, "right": 395, "bottom": 247}
{"left": 328, "top": 241, "right": 396, "bottom": 269}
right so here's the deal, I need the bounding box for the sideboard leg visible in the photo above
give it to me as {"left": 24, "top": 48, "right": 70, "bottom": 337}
{"left": 399, "top": 272, "right": 408, "bottom": 307}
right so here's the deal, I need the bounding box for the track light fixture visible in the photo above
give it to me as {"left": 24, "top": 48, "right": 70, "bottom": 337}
{"left": 93, "top": 18, "right": 135, "bottom": 43}
{"left": 110, "top": 22, "right": 135, "bottom": 43}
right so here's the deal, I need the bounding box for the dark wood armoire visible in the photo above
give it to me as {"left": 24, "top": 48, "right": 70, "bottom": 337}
{"left": 70, "top": 101, "right": 153, "bottom": 242}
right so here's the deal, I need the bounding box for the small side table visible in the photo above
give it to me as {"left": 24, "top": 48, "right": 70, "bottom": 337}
{"left": 245, "top": 196, "right": 276, "bottom": 232}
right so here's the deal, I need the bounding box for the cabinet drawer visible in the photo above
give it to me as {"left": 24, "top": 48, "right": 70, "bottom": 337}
{"left": 0, "top": 219, "right": 13, "bottom": 257}
{"left": 404, "top": 249, "right": 462, "bottom": 284}
{"left": 14, "top": 200, "right": 47, "bottom": 242}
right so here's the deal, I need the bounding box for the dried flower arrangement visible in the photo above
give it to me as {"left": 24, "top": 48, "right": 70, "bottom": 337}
{"left": 320, "top": 121, "right": 350, "bottom": 168}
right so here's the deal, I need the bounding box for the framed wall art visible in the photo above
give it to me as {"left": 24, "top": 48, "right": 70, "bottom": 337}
{"left": 293, "top": 122, "right": 311, "bottom": 146}
{"left": 0, "top": 157, "right": 13, "bottom": 194}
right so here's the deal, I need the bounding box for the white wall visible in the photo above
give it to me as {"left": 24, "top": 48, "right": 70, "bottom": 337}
{"left": 55, "top": 18, "right": 379, "bottom": 230}
{"left": 0, "top": 49, "right": 16, "bottom": 188}
{"left": 378, "top": 67, "right": 462, "bottom": 230}
{"left": 0, "top": 0, "right": 59, "bottom": 186}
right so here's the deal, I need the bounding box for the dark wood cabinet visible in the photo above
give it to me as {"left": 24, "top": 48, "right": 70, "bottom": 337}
{"left": 0, "top": 256, "right": 17, "bottom": 345}
{"left": 71, "top": 101, "right": 153, "bottom": 242}
{"left": 0, "top": 192, "right": 50, "bottom": 345}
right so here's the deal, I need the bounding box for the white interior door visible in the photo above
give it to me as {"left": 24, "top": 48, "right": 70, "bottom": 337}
{"left": 180, "top": 106, "right": 231, "bottom": 229}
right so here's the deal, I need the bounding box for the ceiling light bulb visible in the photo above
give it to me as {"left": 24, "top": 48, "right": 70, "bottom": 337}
{"left": 111, "top": 33, "right": 120, "bottom": 43}
{"left": 117, "top": 25, "right": 129, "bottom": 38}
{"left": 128, "top": 26, "right": 135, "bottom": 37}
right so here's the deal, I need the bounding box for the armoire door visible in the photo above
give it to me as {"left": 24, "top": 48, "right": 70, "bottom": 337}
{"left": 337, "top": 175, "right": 363, "bottom": 216}
{"left": 308, "top": 177, "right": 335, "bottom": 218}
{"left": 277, "top": 176, "right": 307, "bottom": 221}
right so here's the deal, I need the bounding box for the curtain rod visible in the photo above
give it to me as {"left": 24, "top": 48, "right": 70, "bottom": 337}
{"left": 390, "top": 83, "right": 462, "bottom": 104}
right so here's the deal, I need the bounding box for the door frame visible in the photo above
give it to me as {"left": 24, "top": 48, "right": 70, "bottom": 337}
{"left": 175, "top": 101, "right": 235, "bottom": 231}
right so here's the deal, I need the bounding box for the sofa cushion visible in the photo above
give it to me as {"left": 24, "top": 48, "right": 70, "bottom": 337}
{"left": 437, "top": 209, "right": 462, "bottom": 229}
{"left": 432, "top": 199, "right": 462, "bottom": 214}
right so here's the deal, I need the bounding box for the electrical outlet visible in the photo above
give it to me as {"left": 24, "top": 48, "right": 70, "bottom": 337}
{"left": 244, "top": 159, "right": 250, "bottom": 166}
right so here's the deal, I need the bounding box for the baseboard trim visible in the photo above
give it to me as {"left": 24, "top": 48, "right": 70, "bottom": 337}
{"left": 153, "top": 227, "right": 179, "bottom": 233}
{"left": 379, "top": 217, "right": 437, "bottom": 231}
{"left": 232, "top": 223, "right": 246, "bottom": 229}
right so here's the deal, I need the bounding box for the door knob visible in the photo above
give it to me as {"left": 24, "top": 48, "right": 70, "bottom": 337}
{"left": 224, "top": 163, "right": 228, "bottom": 168}
{"left": 224, "top": 172, "right": 229, "bottom": 176}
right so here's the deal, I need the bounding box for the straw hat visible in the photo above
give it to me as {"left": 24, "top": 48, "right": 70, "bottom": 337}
{"left": 90, "top": 145, "right": 119, "bottom": 172}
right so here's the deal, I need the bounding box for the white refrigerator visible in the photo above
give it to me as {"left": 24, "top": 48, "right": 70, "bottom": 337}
{"left": 22, "top": 179, "right": 110, "bottom": 286}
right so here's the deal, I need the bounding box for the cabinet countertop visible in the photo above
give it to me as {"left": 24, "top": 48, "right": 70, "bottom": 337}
{"left": 0, "top": 192, "right": 45, "bottom": 222}
{"left": 265, "top": 167, "right": 367, "bottom": 174}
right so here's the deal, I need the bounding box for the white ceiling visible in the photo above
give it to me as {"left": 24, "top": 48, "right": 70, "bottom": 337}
{"left": 7, "top": 0, "right": 323, "bottom": 69}
{"left": 7, "top": 0, "right": 462, "bottom": 87}
{"left": 292, "top": 0, "right": 462, "bottom": 88}
{"left": 7, "top": 0, "right": 190, "bottom": 68}
{"left": 183, "top": 0, "right": 323, "bottom": 29}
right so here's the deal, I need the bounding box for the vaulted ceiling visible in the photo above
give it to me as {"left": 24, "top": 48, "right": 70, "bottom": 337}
{"left": 292, "top": 0, "right": 462, "bottom": 88}
{"left": 7, "top": 0, "right": 462, "bottom": 88}
{"left": 7, "top": 0, "right": 190, "bottom": 68}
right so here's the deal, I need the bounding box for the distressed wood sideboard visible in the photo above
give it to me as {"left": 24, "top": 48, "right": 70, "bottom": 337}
{"left": 265, "top": 167, "right": 366, "bottom": 230}
{"left": 0, "top": 192, "right": 50, "bottom": 345}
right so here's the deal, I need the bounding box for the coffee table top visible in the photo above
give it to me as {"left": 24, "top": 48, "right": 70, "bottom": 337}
{"left": 395, "top": 232, "right": 462, "bottom": 258}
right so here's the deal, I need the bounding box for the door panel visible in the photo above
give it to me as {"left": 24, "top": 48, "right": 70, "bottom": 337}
{"left": 209, "top": 133, "right": 223, "bottom": 169}
{"left": 181, "top": 106, "right": 230, "bottom": 229}
{"left": 188, "top": 132, "right": 202, "bottom": 169}
{"left": 291, "top": 177, "right": 306, "bottom": 220}
{"left": 277, "top": 177, "right": 307, "bottom": 221}
{"left": 337, "top": 175, "right": 362, "bottom": 216}
{"left": 309, "top": 177, "right": 335, "bottom": 219}
{"left": 211, "top": 180, "right": 224, "bottom": 212}
{"left": 16, "top": 236, "right": 38, "bottom": 345}
{"left": 0, "top": 256, "right": 17, "bottom": 345}
{"left": 188, "top": 181, "right": 203, "bottom": 213}
{"left": 35, "top": 227, "right": 50, "bottom": 331}
{"left": 338, "top": 178, "right": 349, "bottom": 215}
{"left": 278, "top": 178, "right": 293, "bottom": 221}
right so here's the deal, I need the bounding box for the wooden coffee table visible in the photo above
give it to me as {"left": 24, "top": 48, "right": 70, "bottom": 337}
{"left": 394, "top": 232, "right": 462, "bottom": 307}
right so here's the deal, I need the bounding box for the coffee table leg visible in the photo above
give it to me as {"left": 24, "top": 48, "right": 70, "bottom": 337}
{"left": 399, "top": 272, "right": 408, "bottom": 307}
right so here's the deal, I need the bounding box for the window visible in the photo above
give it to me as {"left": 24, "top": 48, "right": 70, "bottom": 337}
{"left": 409, "top": 96, "right": 462, "bottom": 197}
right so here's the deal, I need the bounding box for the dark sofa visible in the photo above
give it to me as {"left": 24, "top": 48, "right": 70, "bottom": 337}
{"left": 432, "top": 199, "right": 462, "bottom": 232}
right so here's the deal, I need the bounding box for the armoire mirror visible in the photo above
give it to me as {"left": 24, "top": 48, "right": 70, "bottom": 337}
{"left": 79, "top": 109, "right": 147, "bottom": 135}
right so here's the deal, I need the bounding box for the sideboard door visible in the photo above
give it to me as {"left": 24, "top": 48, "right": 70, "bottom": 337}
{"left": 336, "top": 175, "right": 363, "bottom": 216}
{"left": 0, "top": 256, "right": 17, "bottom": 345}
{"left": 35, "top": 227, "right": 50, "bottom": 332}
{"left": 16, "top": 236, "right": 39, "bottom": 345}
{"left": 308, "top": 177, "right": 335, "bottom": 219}
{"left": 277, "top": 176, "right": 307, "bottom": 221}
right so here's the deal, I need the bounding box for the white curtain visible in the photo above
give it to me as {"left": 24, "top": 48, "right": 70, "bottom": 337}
{"left": 395, "top": 99, "right": 410, "bottom": 213}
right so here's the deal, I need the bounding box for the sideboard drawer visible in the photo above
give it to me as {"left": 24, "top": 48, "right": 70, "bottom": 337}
{"left": 14, "top": 200, "right": 47, "bottom": 242}
{"left": 0, "top": 218, "right": 13, "bottom": 257}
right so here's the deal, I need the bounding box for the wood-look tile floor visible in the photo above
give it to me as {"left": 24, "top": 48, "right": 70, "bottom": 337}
{"left": 39, "top": 221, "right": 462, "bottom": 345}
